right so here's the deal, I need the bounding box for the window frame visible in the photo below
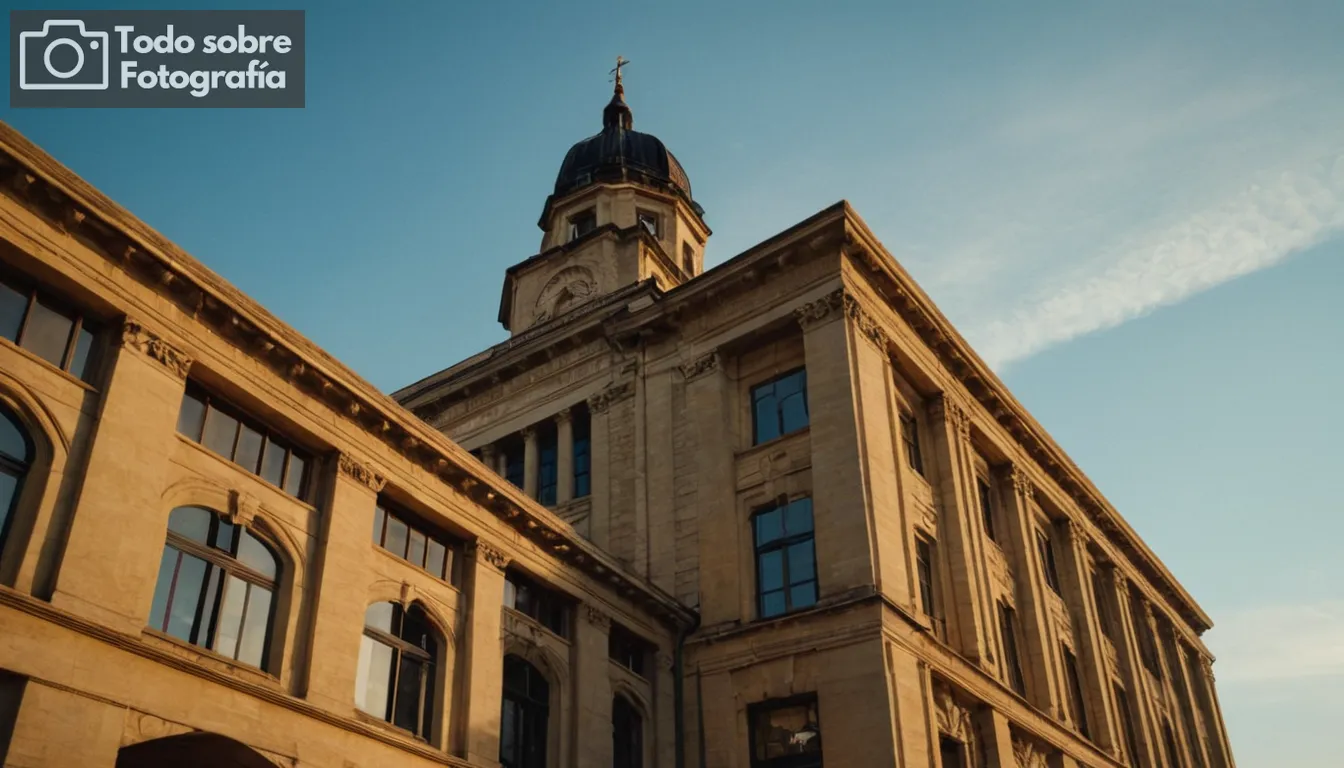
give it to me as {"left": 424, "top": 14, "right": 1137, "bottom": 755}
{"left": 608, "top": 622, "right": 652, "bottom": 677}
{"left": 914, "top": 535, "right": 937, "bottom": 620}
{"left": 501, "top": 654, "right": 551, "bottom": 768}
{"left": 572, "top": 404, "right": 591, "bottom": 499}
{"left": 1114, "top": 684, "right": 1142, "bottom": 766}
{"left": 997, "top": 601, "right": 1027, "bottom": 696}
{"left": 899, "top": 411, "right": 924, "bottom": 477}
{"left": 567, "top": 209, "right": 597, "bottom": 241}
{"left": 1062, "top": 644, "right": 1091, "bottom": 739}
{"left": 750, "top": 368, "right": 810, "bottom": 446}
{"left": 0, "top": 404, "right": 33, "bottom": 566}
{"left": 358, "top": 603, "right": 438, "bottom": 740}
{"left": 976, "top": 476, "right": 997, "bottom": 543}
{"left": 372, "top": 500, "right": 461, "bottom": 586}
{"left": 504, "top": 570, "right": 571, "bottom": 639}
{"left": 747, "top": 693, "right": 823, "bottom": 768}
{"left": 1036, "top": 528, "right": 1061, "bottom": 594}
{"left": 536, "top": 421, "right": 558, "bottom": 506}
{"left": 0, "top": 269, "right": 100, "bottom": 382}
{"left": 636, "top": 209, "right": 659, "bottom": 238}
{"left": 177, "top": 381, "right": 312, "bottom": 501}
{"left": 681, "top": 243, "right": 695, "bottom": 275}
{"left": 751, "top": 496, "right": 819, "bottom": 620}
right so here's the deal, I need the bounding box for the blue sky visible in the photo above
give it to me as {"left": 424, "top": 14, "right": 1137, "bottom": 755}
{"left": 5, "top": 2, "right": 1342, "bottom": 765}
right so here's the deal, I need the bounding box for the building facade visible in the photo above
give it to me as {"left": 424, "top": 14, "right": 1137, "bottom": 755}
{"left": 0, "top": 77, "right": 1234, "bottom": 768}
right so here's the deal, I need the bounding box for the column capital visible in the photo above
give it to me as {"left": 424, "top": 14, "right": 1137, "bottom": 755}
{"left": 1062, "top": 516, "right": 1087, "bottom": 545}
{"left": 337, "top": 453, "right": 387, "bottom": 493}
{"left": 1200, "top": 654, "right": 1215, "bottom": 682}
{"left": 1008, "top": 464, "right": 1035, "bottom": 501}
{"left": 468, "top": 540, "right": 510, "bottom": 572}
{"left": 678, "top": 349, "right": 720, "bottom": 381}
{"left": 583, "top": 604, "right": 612, "bottom": 632}
{"left": 928, "top": 392, "right": 972, "bottom": 441}
{"left": 554, "top": 406, "right": 572, "bottom": 424}
{"left": 479, "top": 443, "right": 498, "bottom": 461}
{"left": 520, "top": 424, "right": 537, "bottom": 441}
{"left": 842, "top": 293, "right": 890, "bottom": 350}
{"left": 793, "top": 287, "right": 844, "bottom": 330}
{"left": 121, "top": 318, "right": 193, "bottom": 379}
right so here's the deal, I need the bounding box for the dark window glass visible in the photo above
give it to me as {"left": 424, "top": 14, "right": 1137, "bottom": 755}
{"left": 68, "top": 326, "right": 95, "bottom": 381}
{"left": 501, "top": 655, "right": 550, "bottom": 768}
{"left": 568, "top": 209, "right": 597, "bottom": 241}
{"left": 751, "top": 369, "right": 809, "bottom": 445}
{"left": 20, "top": 298, "right": 74, "bottom": 368}
{"left": 749, "top": 695, "right": 822, "bottom": 768}
{"left": 1091, "top": 571, "right": 1115, "bottom": 642}
{"left": 900, "top": 412, "right": 924, "bottom": 476}
{"left": 1114, "top": 685, "right": 1142, "bottom": 766}
{"left": 147, "top": 506, "right": 280, "bottom": 669}
{"left": 682, "top": 243, "right": 695, "bottom": 275}
{"left": 357, "top": 602, "right": 438, "bottom": 739}
{"left": 536, "top": 422, "right": 558, "bottom": 506}
{"left": 1037, "top": 529, "right": 1061, "bottom": 593}
{"left": 0, "top": 273, "right": 100, "bottom": 381}
{"left": 977, "top": 477, "right": 996, "bottom": 542}
{"left": 1063, "top": 645, "right": 1090, "bottom": 738}
{"left": 1163, "top": 721, "right": 1183, "bottom": 768}
{"left": 613, "top": 694, "right": 643, "bottom": 768}
{"left": 0, "top": 281, "right": 25, "bottom": 341}
{"left": 998, "top": 602, "right": 1026, "bottom": 696}
{"left": 0, "top": 405, "right": 31, "bottom": 554}
{"left": 504, "top": 571, "right": 570, "bottom": 638}
{"left": 176, "top": 382, "right": 313, "bottom": 501}
{"left": 609, "top": 623, "right": 652, "bottom": 677}
{"left": 501, "top": 433, "right": 526, "bottom": 490}
{"left": 1131, "top": 596, "right": 1163, "bottom": 678}
{"left": 915, "top": 537, "right": 936, "bottom": 619}
{"left": 753, "top": 497, "right": 818, "bottom": 619}
{"left": 572, "top": 405, "right": 591, "bottom": 498}
{"left": 637, "top": 210, "right": 658, "bottom": 237}
{"left": 939, "top": 736, "right": 966, "bottom": 768}
{"left": 373, "top": 501, "right": 460, "bottom": 584}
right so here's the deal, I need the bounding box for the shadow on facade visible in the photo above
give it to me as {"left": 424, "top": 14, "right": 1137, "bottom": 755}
{"left": 116, "top": 732, "right": 274, "bottom": 768}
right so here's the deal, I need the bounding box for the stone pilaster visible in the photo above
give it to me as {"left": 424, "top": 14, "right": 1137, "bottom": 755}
{"left": 479, "top": 443, "right": 498, "bottom": 477}
{"left": 1000, "top": 465, "right": 1063, "bottom": 714}
{"left": 461, "top": 539, "right": 510, "bottom": 765}
{"left": 1058, "top": 519, "right": 1121, "bottom": 755}
{"left": 1194, "top": 656, "right": 1234, "bottom": 768}
{"left": 974, "top": 707, "right": 1016, "bottom": 768}
{"left": 1170, "top": 641, "right": 1216, "bottom": 768}
{"left": 555, "top": 408, "right": 574, "bottom": 505}
{"left": 1156, "top": 622, "right": 1209, "bottom": 768}
{"left": 1109, "top": 571, "right": 1160, "bottom": 768}
{"left": 574, "top": 604, "right": 614, "bottom": 767}
{"left": 684, "top": 350, "right": 738, "bottom": 626}
{"left": 521, "top": 425, "right": 539, "bottom": 500}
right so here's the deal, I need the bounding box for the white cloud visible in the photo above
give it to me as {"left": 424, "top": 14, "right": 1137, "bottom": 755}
{"left": 1207, "top": 601, "right": 1344, "bottom": 683}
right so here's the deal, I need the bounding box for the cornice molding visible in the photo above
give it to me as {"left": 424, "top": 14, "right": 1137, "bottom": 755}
{"left": 678, "top": 349, "right": 719, "bottom": 382}
{"left": 337, "top": 453, "right": 387, "bottom": 493}
{"left": 120, "top": 319, "right": 192, "bottom": 379}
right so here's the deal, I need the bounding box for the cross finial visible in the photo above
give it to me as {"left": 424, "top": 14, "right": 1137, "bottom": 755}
{"left": 610, "top": 56, "right": 630, "bottom": 87}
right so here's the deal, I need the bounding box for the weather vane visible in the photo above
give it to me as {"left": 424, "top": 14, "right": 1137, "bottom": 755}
{"left": 610, "top": 56, "right": 630, "bottom": 86}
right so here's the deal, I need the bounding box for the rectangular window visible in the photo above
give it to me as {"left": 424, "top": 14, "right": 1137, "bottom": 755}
{"left": 177, "top": 381, "right": 312, "bottom": 501}
{"left": 1163, "top": 721, "right": 1184, "bottom": 768}
{"left": 637, "top": 209, "right": 659, "bottom": 237}
{"left": 568, "top": 209, "right": 596, "bottom": 241}
{"left": 1091, "top": 570, "right": 1115, "bottom": 642}
{"left": 1114, "top": 684, "right": 1142, "bottom": 766}
{"left": 915, "top": 536, "right": 936, "bottom": 619}
{"left": 751, "top": 368, "right": 809, "bottom": 445}
{"left": 1037, "top": 528, "right": 1061, "bottom": 594}
{"left": 753, "top": 497, "right": 818, "bottom": 619}
{"left": 939, "top": 736, "right": 966, "bottom": 768}
{"left": 1062, "top": 645, "right": 1090, "bottom": 739}
{"left": 748, "top": 695, "right": 822, "bottom": 768}
{"left": 608, "top": 622, "right": 653, "bottom": 677}
{"left": 900, "top": 411, "right": 924, "bottom": 476}
{"left": 536, "top": 421, "right": 558, "bottom": 506}
{"left": 682, "top": 243, "right": 695, "bottom": 275}
{"left": 372, "top": 500, "right": 461, "bottom": 585}
{"left": 499, "top": 433, "right": 525, "bottom": 490}
{"left": 998, "top": 602, "right": 1026, "bottom": 696}
{"left": 504, "top": 570, "right": 570, "bottom": 638}
{"left": 1131, "top": 596, "right": 1163, "bottom": 678}
{"left": 977, "top": 477, "right": 996, "bottom": 542}
{"left": 0, "top": 270, "right": 100, "bottom": 382}
{"left": 572, "top": 404, "right": 591, "bottom": 498}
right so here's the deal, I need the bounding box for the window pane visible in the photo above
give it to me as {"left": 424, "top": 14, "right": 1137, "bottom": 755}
{"left": 372, "top": 505, "right": 386, "bottom": 545}
{"left": 779, "top": 392, "right": 808, "bottom": 434}
{"left": 283, "top": 453, "right": 306, "bottom": 497}
{"left": 69, "top": 326, "right": 95, "bottom": 380}
{"left": 753, "top": 701, "right": 821, "bottom": 759}
{"left": 148, "top": 546, "right": 180, "bottom": 631}
{"left": 356, "top": 635, "right": 395, "bottom": 719}
{"left": 754, "top": 508, "right": 783, "bottom": 545}
{"left": 384, "top": 517, "right": 409, "bottom": 559}
{"left": 0, "top": 409, "right": 27, "bottom": 462}
{"left": 753, "top": 394, "right": 779, "bottom": 444}
{"left": 165, "top": 553, "right": 207, "bottom": 642}
{"left": 201, "top": 407, "right": 240, "bottom": 458}
{"left": 784, "top": 498, "right": 813, "bottom": 534}
{"left": 790, "top": 581, "right": 818, "bottom": 609}
{"left": 167, "top": 505, "right": 211, "bottom": 543}
{"left": 213, "top": 519, "right": 236, "bottom": 551}
{"left": 195, "top": 565, "right": 222, "bottom": 646}
{"left": 259, "top": 439, "right": 287, "bottom": 487}
{"left": 237, "top": 586, "right": 272, "bottom": 667}
{"left": 176, "top": 391, "right": 207, "bottom": 442}
{"left": 365, "top": 601, "right": 396, "bottom": 633}
{"left": 214, "top": 575, "right": 248, "bottom": 659}
{"left": 0, "top": 281, "right": 26, "bottom": 342}
{"left": 234, "top": 424, "right": 265, "bottom": 474}
{"left": 425, "top": 539, "right": 446, "bottom": 579}
{"left": 761, "top": 590, "right": 786, "bottom": 618}
{"left": 407, "top": 529, "right": 427, "bottom": 568}
{"left": 759, "top": 550, "right": 784, "bottom": 592}
{"left": 0, "top": 471, "right": 15, "bottom": 538}
{"left": 392, "top": 655, "right": 426, "bottom": 732}
{"left": 787, "top": 541, "right": 815, "bottom": 584}
{"left": 20, "top": 298, "right": 73, "bottom": 367}
{"left": 236, "top": 530, "right": 278, "bottom": 580}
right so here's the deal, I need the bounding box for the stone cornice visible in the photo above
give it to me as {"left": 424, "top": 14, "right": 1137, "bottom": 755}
{"left": 336, "top": 453, "right": 387, "bottom": 493}
{"left": 0, "top": 123, "right": 696, "bottom": 631}
{"left": 121, "top": 318, "right": 192, "bottom": 379}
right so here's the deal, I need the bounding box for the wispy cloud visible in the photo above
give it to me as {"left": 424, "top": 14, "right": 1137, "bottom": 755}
{"left": 1208, "top": 600, "right": 1344, "bottom": 683}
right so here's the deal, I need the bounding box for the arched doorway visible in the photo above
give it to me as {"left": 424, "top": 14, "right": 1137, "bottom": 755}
{"left": 116, "top": 732, "right": 276, "bottom": 768}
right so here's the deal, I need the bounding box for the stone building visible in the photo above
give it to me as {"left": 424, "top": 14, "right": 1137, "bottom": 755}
{"left": 0, "top": 76, "right": 1233, "bottom": 768}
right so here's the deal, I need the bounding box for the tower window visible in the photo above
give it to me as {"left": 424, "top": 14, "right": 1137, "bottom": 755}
{"left": 637, "top": 209, "right": 659, "bottom": 237}
{"left": 568, "top": 209, "right": 596, "bottom": 241}
{"left": 682, "top": 243, "right": 695, "bottom": 275}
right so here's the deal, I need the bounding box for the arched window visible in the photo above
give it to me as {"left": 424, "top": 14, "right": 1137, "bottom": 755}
{"left": 147, "top": 506, "right": 280, "bottom": 669}
{"left": 613, "top": 694, "right": 643, "bottom": 768}
{"left": 500, "top": 655, "right": 549, "bottom": 768}
{"left": 0, "top": 404, "right": 33, "bottom": 552}
{"left": 356, "top": 602, "right": 437, "bottom": 739}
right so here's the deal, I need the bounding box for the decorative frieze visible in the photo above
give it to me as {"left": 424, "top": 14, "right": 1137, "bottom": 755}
{"left": 337, "top": 453, "right": 387, "bottom": 493}
{"left": 469, "top": 540, "right": 510, "bottom": 571}
{"left": 587, "top": 381, "right": 634, "bottom": 414}
{"left": 121, "top": 319, "right": 192, "bottom": 379}
{"left": 792, "top": 287, "right": 844, "bottom": 329}
{"left": 678, "top": 349, "right": 720, "bottom": 381}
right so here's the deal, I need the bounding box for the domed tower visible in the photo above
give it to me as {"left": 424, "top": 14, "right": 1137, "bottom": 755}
{"left": 498, "top": 60, "right": 711, "bottom": 334}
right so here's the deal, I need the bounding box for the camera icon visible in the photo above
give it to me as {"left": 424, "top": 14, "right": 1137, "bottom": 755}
{"left": 18, "top": 20, "right": 110, "bottom": 91}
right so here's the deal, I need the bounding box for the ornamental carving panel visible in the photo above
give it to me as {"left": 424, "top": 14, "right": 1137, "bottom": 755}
{"left": 792, "top": 288, "right": 844, "bottom": 329}
{"left": 842, "top": 294, "right": 889, "bottom": 348}
{"left": 678, "top": 350, "right": 719, "bottom": 381}
{"left": 1012, "top": 736, "right": 1049, "bottom": 768}
{"left": 584, "top": 604, "right": 612, "bottom": 631}
{"left": 469, "top": 540, "right": 510, "bottom": 571}
{"left": 337, "top": 453, "right": 386, "bottom": 492}
{"left": 933, "top": 685, "right": 971, "bottom": 741}
{"left": 532, "top": 265, "right": 598, "bottom": 326}
{"left": 121, "top": 709, "right": 194, "bottom": 747}
{"left": 121, "top": 319, "right": 192, "bottom": 378}
{"left": 588, "top": 381, "right": 634, "bottom": 414}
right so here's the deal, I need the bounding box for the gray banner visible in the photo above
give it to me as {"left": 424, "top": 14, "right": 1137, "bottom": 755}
{"left": 11, "top": 10, "right": 305, "bottom": 108}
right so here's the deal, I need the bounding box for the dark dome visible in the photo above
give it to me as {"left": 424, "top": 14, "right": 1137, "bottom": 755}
{"left": 550, "top": 83, "right": 699, "bottom": 214}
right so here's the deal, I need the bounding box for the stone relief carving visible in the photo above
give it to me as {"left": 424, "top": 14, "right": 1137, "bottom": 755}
{"left": 1010, "top": 466, "right": 1035, "bottom": 501}
{"left": 584, "top": 604, "right": 612, "bottom": 631}
{"left": 1012, "top": 736, "right": 1049, "bottom": 768}
{"left": 792, "top": 288, "right": 845, "bottom": 329}
{"left": 469, "top": 540, "right": 510, "bottom": 571}
{"left": 337, "top": 453, "right": 387, "bottom": 493}
{"left": 928, "top": 393, "right": 972, "bottom": 441}
{"left": 842, "top": 293, "right": 889, "bottom": 349}
{"left": 933, "top": 685, "right": 971, "bottom": 741}
{"left": 532, "top": 265, "right": 598, "bottom": 326}
{"left": 587, "top": 382, "right": 634, "bottom": 414}
{"left": 678, "top": 349, "right": 719, "bottom": 381}
{"left": 228, "top": 489, "right": 259, "bottom": 529}
{"left": 121, "top": 709, "right": 195, "bottom": 747}
{"left": 121, "top": 319, "right": 192, "bottom": 378}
